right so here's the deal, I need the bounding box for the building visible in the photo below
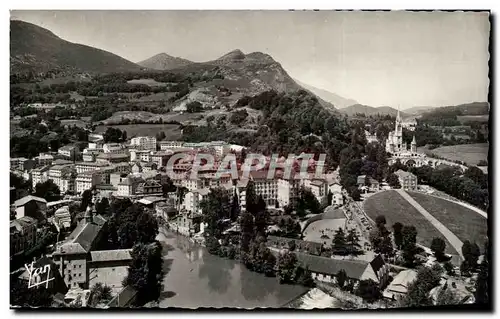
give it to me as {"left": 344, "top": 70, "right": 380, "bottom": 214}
{"left": 385, "top": 108, "right": 406, "bottom": 154}
{"left": 328, "top": 182, "right": 344, "bottom": 206}
{"left": 88, "top": 249, "right": 132, "bottom": 291}
{"left": 82, "top": 149, "right": 102, "bottom": 162}
{"left": 151, "top": 151, "right": 171, "bottom": 168}
{"left": 383, "top": 269, "right": 417, "bottom": 300}
{"left": 96, "top": 153, "right": 130, "bottom": 164}
{"left": 13, "top": 195, "right": 48, "bottom": 221}
{"left": 10, "top": 216, "right": 38, "bottom": 256}
{"left": 250, "top": 171, "right": 278, "bottom": 207}
{"left": 136, "top": 180, "right": 163, "bottom": 196}
{"left": 357, "top": 175, "right": 380, "bottom": 193}
{"left": 129, "top": 149, "right": 152, "bottom": 162}
{"left": 53, "top": 206, "right": 72, "bottom": 231}
{"left": 365, "top": 130, "right": 379, "bottom": 144}
{"left": 103, "top": 143, "right": 127, "bottom": 154}
{"left": 277, "top": 177, "right": 301, "bottom": 208}
{"left": 267, "top": 236, "right": 324, "bottom": 256}
{"left": 76, "top": 171, "right": 103, "bottom": 194}
{"left": 159, "top": 140, "right": 184, "bottom": 150}
{"left": 75, "top": 162, "right": 110, "bottom": 174}
{"left": 32, "top": 166, "right": 51, "bottom": 189}
{"left": 52, "top": 206, "right": 107, "bottom": 289}
{"left": 183, "top": 188, "right": 210, "bottom": 214}
{"left": 10, "top": 157, "right": 35, "bottom": 171}
{"left": 130, "top": 136, "right": 157, "bottom": 151}
{"left": 58, "top": 145, "right": 80, "bottom": 161}
{"left": 402, "top": 117, "right": 418, "bottom": 131}
{"left": 394, "top": 169, "right": 418, "bottom": 191}
{"left": 295, "top": 252, "right": 390, "bottom": 288}
{"left": 304, "top": 179, "right": 328, "bottom": 204}
{"left": 19, "top": 256, "right": 68, "bottom": 295}
{"left": 49, "top": 165, "right": 77, "bottom": 194}
{"left": 36, "top": 153, "right": 56, "bottom": 166}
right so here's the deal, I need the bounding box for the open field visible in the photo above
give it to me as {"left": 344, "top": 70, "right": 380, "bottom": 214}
{"left": 423, "top": 143, "right": 489, "bottom": 166}
{"left": 457, "top": 115, "right": 489, "bottom": 123}
{"left": 407, "top": 191, "right": 487, "bottom": 251}
{"left": 94, "top": 124, "right": 182, "bottom": 140}
{"left": 363, "top": 190, "right": 458, "bottom": 255}
{"left": 127, "top": 78, "right": 170, "bottom": 86}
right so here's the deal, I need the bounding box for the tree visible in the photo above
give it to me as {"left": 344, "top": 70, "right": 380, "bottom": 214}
{"left": 336, "top": 269, "right": 348, "bottom": 289}
{"left": 436, "top": 288, "right": 461, "bottom": 305}
{"left": 327, "top": 190, "right": 333, "bottom": 206}
{"left": 95, "top": 197, "right": 110, "bottom": 216}
{"left": 392, "top": 222, "right": 403, "bottom": 249}
{"left": 332, "top": 228, "right": 348, "bottom": 256}
{"left": 240, "top": 211, "right": 255, "bottom": 255}
{"left": 34, "top": 180, "right": 61, "bottom": 202}
{"left": 475, "top": 242, "right": 489, "bottom": 305}
{"left": 401, "top": 225, "right": 418, "bottom": 266}
{"left": 443, "top": 261, "right": 455, "bottom": 276}
{"left": 10, "top": 278, "right": 53, "bottom": 307}
{"left": 155, "top": 131, "right": 166, "bottom": 141}
{"left": 296, "top": 266, "right": 315, "bottom": 288}
{"left": 356, "top": 279, "right": 381, "bottom": 303}
{"left": 386, "top": 173, "right": 401, "bottom": 188}
{"left": 88, "top": 283, "right": 113, "bottom": 307}
{"left": 401, "top": 280, "right": 433, "bottom": 307}
{"left": 124, "top": 241, "right": 165, "bottom": 306}
{"left": 346, "top": 228, "right": 362, "bottom": 256}
{"left": 461, "top": 240, "right": 480, "bottom": 273}
{"left": 431, "top": 237, "right": 447, "bottom": 262}
{"left": 200, "top": 188, "right": 231, "bottom": 239}
{"left": 80, "top": 189, "right": 93, "bottom": 211}
{"left": 375, "top": 215, "right": 386, "bottom": 228}
{"left": 276, "top": 251, "right": 298, "bottom": 284}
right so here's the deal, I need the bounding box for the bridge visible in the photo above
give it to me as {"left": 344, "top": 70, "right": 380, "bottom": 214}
{"left": 388, "top": 152, "right": 468, "bottom": 172}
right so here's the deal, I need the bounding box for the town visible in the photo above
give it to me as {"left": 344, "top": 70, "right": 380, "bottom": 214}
{"left": 9, "top": 10, "right": 490, "bottom": 310}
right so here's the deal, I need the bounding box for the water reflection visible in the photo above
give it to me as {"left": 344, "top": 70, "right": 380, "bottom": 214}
{"left": 198, "top": 254, "right": 233, "bottom": 294}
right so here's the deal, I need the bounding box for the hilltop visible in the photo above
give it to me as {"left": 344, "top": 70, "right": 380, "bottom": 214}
{"left": 137, "top": 53, "right": 194, "bottom": 70}
{"left": 294, "top": 79, "right": 358, "bottom": 109}
{"left": 339, "top": 104, "right": 409, "bottom": 118}
{"left": 10, "top": 20, "right": 142, "bottom": 75}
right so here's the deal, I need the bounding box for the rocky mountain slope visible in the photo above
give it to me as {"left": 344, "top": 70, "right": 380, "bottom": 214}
{"left": 294, "top": 79, "right": 358, "bottom": 109}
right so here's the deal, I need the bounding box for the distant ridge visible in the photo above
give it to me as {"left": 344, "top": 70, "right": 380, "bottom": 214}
{"left": 137, "top": 53, "right": 194, "bottom": 70}
{"left": 294, "top": 79, "right": 358, "bottom": 109}
{"left": 339, "top": 104, "right": 409, "bottom": 118}
{"left": 10, "top": 20, "right": 141, "bottom": 74}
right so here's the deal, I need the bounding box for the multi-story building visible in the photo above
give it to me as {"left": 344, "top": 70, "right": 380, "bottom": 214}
{"left": 136, "top": 180, "right": 163, "bottom": 196}
{"left": 250, "top": 170, "right": 278, "bottom": 207}
{"left": 103, "top": 143, "right": 127, "bottom": 154}
{"left": 151, "top": 151, "right": 171, "bottom": 168}
{"left": 96, "top": 152, "right": 130, "bottom": 165}
{"left": 75, "top": 171, "right": 104, "bottom": 194}
{"left": 117, "top": 176, "right": 144, "bottom": 197}
{"left": 75, "top": 162, "right": 110, "bottom": 174}
{"left": 129, "top": 149, "right": 151, "bottom": 162}
{"left": 32, "top": 166, "right": 51, "bottom": 189}
{"left": 36, "top": 153, "right": 55, "bottom": 166}
{"left": 10, "top": 157, "right": 35, "bottom": 171}
{"left": 394, "top": 169, "right": 418, "bottom": 191}
{"left": 277, "top": 177, "right": 301, "bottom": 208}
{"left": 49, "top": 165, "right": 77, "bottom": 194}
{"left": 159, "top": 140, "right": 184, "bottom": 150}
{"left": 303, "top": 179, "right": 328, "bottom": 203}
{"left": 130, "top": 136, "right": 157, "bottom": 151}
{"left": 82, "top": 149, "right": 103, "bottom": 162}
{"left": 10, "top": 216, "right": 38, "bottom": 256}
{"left": 58, "top": 145, "right": 80, "bottom": 161}
{"left": 13, "top": 195, "right": 47, "bottom": 221}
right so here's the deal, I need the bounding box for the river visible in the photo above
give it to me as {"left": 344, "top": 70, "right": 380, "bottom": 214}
{"left": 156, "top": 231, "right": 309, "bottom": 309}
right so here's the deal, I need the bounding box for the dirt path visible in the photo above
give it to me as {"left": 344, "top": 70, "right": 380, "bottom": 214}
{"left": 396, "top": 189, "right": 464, "bottom": 261}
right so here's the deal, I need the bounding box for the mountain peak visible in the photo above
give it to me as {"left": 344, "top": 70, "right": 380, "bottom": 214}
{"left": 217, "top": 49, "right": 246, "bottom": 61}
{"left": 137, "top": 53, "right": 193, "bottom": 70}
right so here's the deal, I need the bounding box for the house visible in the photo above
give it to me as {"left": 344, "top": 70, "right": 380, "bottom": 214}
{"left": 129, "top": 149, "right": 152, "bottom": 162}
{"left": 357, "top": 175, "right": 380, "bottom": 193}
{"left": 10, "top": 157, "right": 35, "bottom": 171}
{"left": 383, "top": 269, "right": 417, "bottom": 300}
{"left": 365, "top": 130, "right": 379, "bottom": 144}
{"left": 82, "top": 149, "right": 102, "bottom": 162}
{"left": 49, "top": 165, "right": 77, "bottom": 194}
{"left": 295, "top": 252, "right": 390, "bottom": 288}
{"left": 103, "top": 143, "right": 127, "bottom": 154}
{"left": 137, "top": 196, "right": 167, "bottom": 209}
{"left": 151, "top": 151, "right": 171, "bottom": 168}
{"left": 130, "top": 136, "right": 157, "bottom": 151}
{"left": 58, "top": 145, "right": 80, "bottom": 161}
{"left": 141, "top": 161, "right": 158, "bottom": 172}
{"left": 14, "top": 195, "right": 48, "bottom": 221}
{"left": 394, "top": 169, "right": 418, "bottom": 191}
{"left": 35, "top": 153, "right": 55, "bottom": 167}
{"left": 10, "top": 216, "right": 38, "bottom": 256}
{"left": 135, "top": 180, "right": 162, "bottom": 196}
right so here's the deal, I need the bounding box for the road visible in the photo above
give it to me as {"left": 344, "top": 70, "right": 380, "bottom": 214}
{"left": 396, "top": 189, "right": 464, "bottom": 261}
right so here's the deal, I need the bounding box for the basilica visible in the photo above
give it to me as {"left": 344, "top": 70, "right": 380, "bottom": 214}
{"left": 385, "top": 108, "right": 416, "bottom": 155}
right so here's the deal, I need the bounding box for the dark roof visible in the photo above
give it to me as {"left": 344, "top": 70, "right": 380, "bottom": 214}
{"left": 294, "top": 252, "right": 369, "bottom": 280}
{"left": 106, "top": 286, "right": 137, "bottom": 308}
{"left": 54, "top": 215, "right": 106, "bottom": 255}
{"left": 369, "top": 254, "right": 386, "bottom": 276}
{"left": 267, "top": 236, "right": 323, "bottom": 255}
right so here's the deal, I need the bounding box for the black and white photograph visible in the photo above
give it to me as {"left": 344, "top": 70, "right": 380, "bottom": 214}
{"left": 8, "top": 9, "right": 491, "bottom": 310}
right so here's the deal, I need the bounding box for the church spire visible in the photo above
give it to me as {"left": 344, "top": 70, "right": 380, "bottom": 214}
{"left": 411, "top": 135, "right": 416, "bottom": 144}
{"left": 396, "top": 104, "right": 401, "bottom": 122}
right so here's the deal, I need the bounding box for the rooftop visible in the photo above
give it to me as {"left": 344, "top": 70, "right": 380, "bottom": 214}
{"left": 90, "top": 249, "right": 132, "bottom": 262}
{"left": 14, "top": 195, "right": 47, "bottom": 207}
{"left": 294, "top": 252, "right": 370, "bottom": 280}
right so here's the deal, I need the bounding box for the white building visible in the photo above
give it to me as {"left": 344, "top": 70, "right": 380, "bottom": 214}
{"left": 159, "top": 141, "right": 185, "bottom": 150}
{"left": 277, "top": 177, "right": 301, "bottom": 208}
{"left": 31, "top": 166, "right": 51, "bottom": 189}
{"left": 402, "top": 117, "right": 417, "bottom": 131}
{"left": 365, "top": 130, "right": 379, "bottom": 144}
{"left": 48, "top": 165, "right": 76, "bottom": 194}
{"left": 130, "top": 136, "right": 157, "bottom": 151}
{"left": 103, "top": 143, "right": 127, "bottom": 154}
{"left": 386, "top": 108, "right": 418, "bottom": 155}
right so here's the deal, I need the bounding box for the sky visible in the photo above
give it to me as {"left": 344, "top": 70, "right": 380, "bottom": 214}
{"left": 11, "top": 10, "right": 490, "bottom": 108}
